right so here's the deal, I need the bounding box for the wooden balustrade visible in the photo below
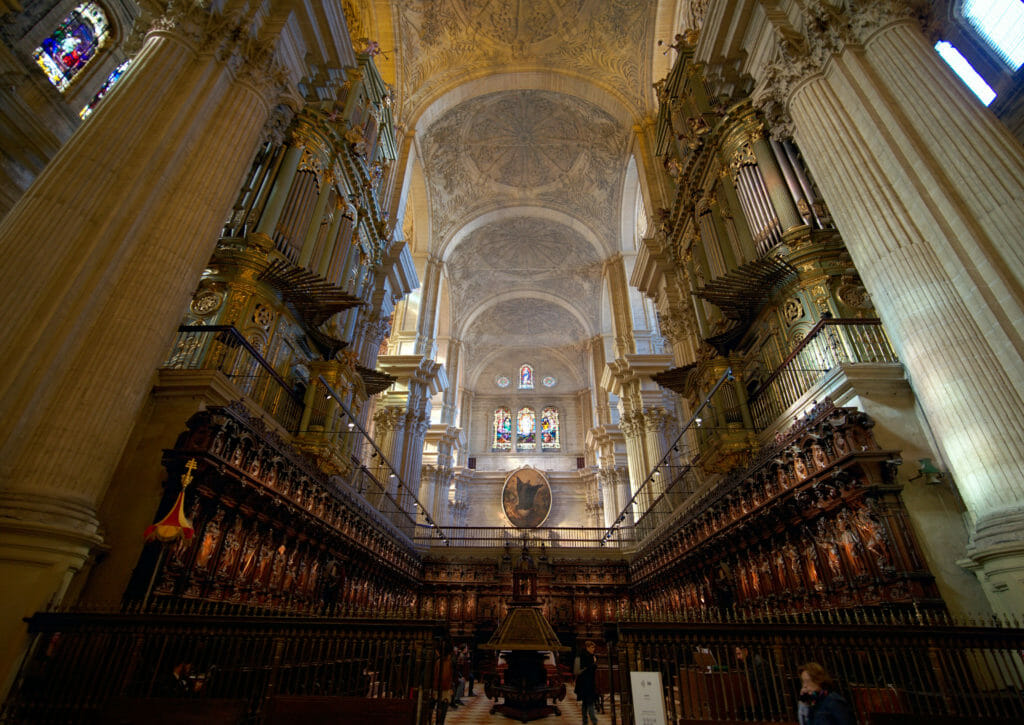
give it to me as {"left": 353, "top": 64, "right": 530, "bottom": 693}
{"left": 749, "top": 319, "right": 898, "bottom": 431}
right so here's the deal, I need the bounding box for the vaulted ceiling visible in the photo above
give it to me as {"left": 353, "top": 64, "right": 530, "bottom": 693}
{"left": 391, "top": 0, "right": 662, "bottom": 391}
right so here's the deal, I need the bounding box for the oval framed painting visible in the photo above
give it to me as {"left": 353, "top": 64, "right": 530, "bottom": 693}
{"left": 501, "top": 467, "right": 552, "bottom": 528}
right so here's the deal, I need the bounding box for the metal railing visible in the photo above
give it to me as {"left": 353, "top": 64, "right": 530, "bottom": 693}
{"left": 601, "top": 368, "right": 735, "bottom": 549}
{"left": 600, "top": 611, "right": 1024, "bottom": 724}
{"left": 749, "top": 319, "right": 897, "bottom": 431}
{"left": 1, "top": 606, "right": 444, "bottom": 724}
{"left": 314, "top": 376, "right": 446, "bottom": 548}
{"left": 411, "top": 526, "right": 632, "bottom": 549}
{"left": 164, "top": 325, "right": 304, "bottom": 433}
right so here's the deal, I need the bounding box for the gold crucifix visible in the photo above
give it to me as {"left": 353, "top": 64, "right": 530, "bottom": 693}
{"left": 181, "top": 458, "right": 198, "bottom": 488}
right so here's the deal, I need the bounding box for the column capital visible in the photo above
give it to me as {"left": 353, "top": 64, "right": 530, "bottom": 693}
{"left": 143, "top": 1, "right": 290, "bottom": 106}
{"left": 755, "top": 0, "right": 933, "bottom": 140}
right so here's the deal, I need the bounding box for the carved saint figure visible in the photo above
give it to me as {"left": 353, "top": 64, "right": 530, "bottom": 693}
{"left": 194, "top": 511, "right": 223, "bottom": 571}
{"left": 836, "top": 512, "right": 868, "bottom": 577}
{"left": 802, "top": 537, "right": 822, "bottom": 590}
{"left": 811, "top": 442, "right": 829, "bottom": 470}
{"left": 854, "top": 505, "right": 893, "bottom": 571}
{"left": 793, "top": 454, "right": 809, "bottom": 480}
{"left": 816, "top": 521, "right": 843, "bottom": 579}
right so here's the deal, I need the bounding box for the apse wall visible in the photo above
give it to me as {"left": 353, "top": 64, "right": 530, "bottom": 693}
{"left": 467, "top": 391, "right": 585, "bottom": 472}
{"left": 460, "top": 470, "right": 592, "bottom": 529}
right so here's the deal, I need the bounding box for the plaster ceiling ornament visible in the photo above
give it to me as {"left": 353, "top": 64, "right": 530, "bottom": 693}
{"left": 393, "top": 0, "right": 654, "bottom": 119}
{"left": 444, "top": 216, "right": 603, "bottom": 329}
{"left": 421, "top": 90, "right": 627, "bottom": 246}
{"left": 465, "top": 301, "right": 587, "bottom": 351}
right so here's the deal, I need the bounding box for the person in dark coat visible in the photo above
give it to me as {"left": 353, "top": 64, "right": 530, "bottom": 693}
{"left": 575, "top": 640, "right": 599, "bottom": 725}
{"left": 798, "top": 662, "right": 854, "bottom": 725}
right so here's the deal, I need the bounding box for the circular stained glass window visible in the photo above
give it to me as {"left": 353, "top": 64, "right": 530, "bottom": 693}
{"left": 542, "top": 376, "right": 556, "bottom": 387}
{"left": 496, "top": 375, "right": 511, "bottom": 388}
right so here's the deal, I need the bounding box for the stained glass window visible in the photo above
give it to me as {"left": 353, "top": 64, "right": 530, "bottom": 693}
{"left": 519, "top": 364, "right": 534, "bottom": 389}
{"left": 493, "top": 407, "right": 512, "bottom": 451}
{"left": 495, "top": 374, "right": 510, "bottom": 388}
{"left": 540, "top": 407, "right": 560, "bottom": 450}
{"left": 517, "top": 407, "right": 535, "bottom": 450}
{"left": 34, "top": 4, "right": 109, "bottom": 92}
{"left": 542, "top": 376, "right": 556, "bottom": 387}
{"left": 80, "top": 59, "right": 130, "bottom": 118}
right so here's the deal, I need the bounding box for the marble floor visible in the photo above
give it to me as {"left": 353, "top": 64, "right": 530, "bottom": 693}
{"left": 440, "top": 684, "right": 614, "bottom": 725}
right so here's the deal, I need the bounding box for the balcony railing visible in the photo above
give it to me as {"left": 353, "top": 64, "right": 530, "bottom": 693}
{"left": 164, "top": 325, "right": 304, "bottom": 432}
{"left": 411, "top": 526, "right": 631, "bottom": 549}
{"left": 749, "top": 318, "right": 897, "bottom": 431}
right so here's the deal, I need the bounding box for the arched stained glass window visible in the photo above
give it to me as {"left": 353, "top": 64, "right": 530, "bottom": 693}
{"left": 34, "top": 3, "right": 110, "bottom": 92}
{"left": 493, "top": 407, "right": 512, "bottom": 451}
{"left": 540, "top": 407, "right": 560, "bottom": 450}
{"left": 80, "top": 59, "right": 130, "bottom": 118}
{"left": 517, "top": 407, "right": 535, "bottom": 450}
{"left": 519, "top": 364, "right": 534, "bottom": 389}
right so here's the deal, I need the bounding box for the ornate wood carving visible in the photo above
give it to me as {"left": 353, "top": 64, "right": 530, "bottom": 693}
{"left": 630, "top": 400, "right": 938, "bottom": 615}
{"left": 136, "top": 403, "right": 421, "bottom": 613}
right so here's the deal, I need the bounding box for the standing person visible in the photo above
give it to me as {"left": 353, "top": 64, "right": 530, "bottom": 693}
{"left": 575, "top": 640, "right": 599, "bottom": 725}
{"left": 798, "top": 662, "right": 854, "bottom": 725}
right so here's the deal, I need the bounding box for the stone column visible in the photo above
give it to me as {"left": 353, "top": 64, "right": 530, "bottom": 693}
{"left": 643, "top": 408, "right": 674, "bottom": 498}
{"left": 756, "top": 2, "right": 1024, "bottom": 613}
{"left": 0, "top": 0, "right": 287, "bottom": 684}
{"left": 440, "top": 338, "right": 462, "bottom": 425}
{"left": 414, "top": 255, "right": 443, "bottom": 357}
{"left": 598, "top": 467, "right": 619, "bottom": 530}
{"left": 369, "top": 407, "right": 406, "bottom": 509}
{"left": 603, "top": 255, "right": 636, "bottom": 358}
{"left": 618, "top": 413, "right": 649, "bottom": 523}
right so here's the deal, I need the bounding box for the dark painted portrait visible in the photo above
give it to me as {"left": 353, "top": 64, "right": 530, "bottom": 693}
{"left": 501, "top": 468, "right": 552, "bottom": 528}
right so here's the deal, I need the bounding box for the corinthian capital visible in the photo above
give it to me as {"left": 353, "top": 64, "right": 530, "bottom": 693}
{"left": 755, "top": 0, "right": 933, "bottom": 140}
{"left": 141, "top": 1, "right": 290, "bottom": 105}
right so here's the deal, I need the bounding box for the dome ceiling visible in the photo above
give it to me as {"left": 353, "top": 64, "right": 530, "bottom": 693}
{"left": 395, "top": 0, "right": 659, "bottom": 393}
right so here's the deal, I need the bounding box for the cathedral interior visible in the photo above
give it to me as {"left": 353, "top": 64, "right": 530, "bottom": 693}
{"left": 2, "top": 0, "right": 1024, "bottom": 722}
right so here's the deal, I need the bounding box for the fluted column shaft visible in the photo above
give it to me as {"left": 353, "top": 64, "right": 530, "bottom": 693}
{"left": 779, "top": 16, "right": 1024, "bottom": 610}
{"left": 0, "top": 1, "right": 286, "bottom": 689}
